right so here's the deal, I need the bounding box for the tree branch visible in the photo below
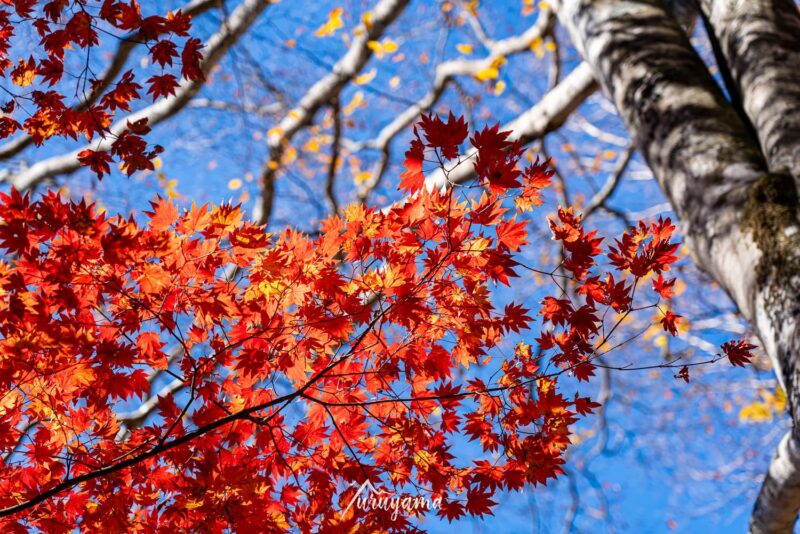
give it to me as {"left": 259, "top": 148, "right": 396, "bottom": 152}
{"left": 253, "top": 0, "right": 411, "bottom": 226}
{"left": 2, "top": 0, "right": 272, "bottom": 191}
{"left": 0, "top": 0, "right": 223, "bottom": 162}
{"left": 551, "top": 1, "right": 800, "bottom": 531}
{"left": 423, "top": 62, "right": 598, "bottom": 190}
{"left": 354, "top": 8, "right": 556, "bottom": 201}
{"left": 697, "top": 0, "right": 800, "bottom": 188}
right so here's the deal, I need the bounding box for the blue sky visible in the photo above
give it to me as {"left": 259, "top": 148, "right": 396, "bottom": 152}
{"left": 1, "top": 0, "right": 788, "bottom": 531}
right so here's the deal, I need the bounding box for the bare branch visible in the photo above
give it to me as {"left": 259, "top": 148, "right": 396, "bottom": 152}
{"left": 188, "top": 98, "right": 282, "bottom": 116}
{"left": 115, "top": 377, "right": 186, "bottom": 441}
{"left": 253, "top": 0, "right": 411, "bottom": 226}
{"left": 325, "top": 99, "right": 342, "bottom": 215}
{"left": 583, "top": 143, "right": 634, "bottom": 218}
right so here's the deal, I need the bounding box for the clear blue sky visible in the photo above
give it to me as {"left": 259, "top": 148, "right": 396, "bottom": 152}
{"left": 4, "top": 0, "right": 786, "bottom": 531}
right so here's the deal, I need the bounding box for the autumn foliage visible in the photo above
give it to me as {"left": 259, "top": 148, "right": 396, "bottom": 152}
{"left": 0, "top": 0, "right": 204, "bottom": 177}
{"left": 0, "top": 105, "right": 758, "bottom": 532}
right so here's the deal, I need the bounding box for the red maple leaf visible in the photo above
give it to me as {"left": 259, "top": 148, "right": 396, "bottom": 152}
{"left": 181, "top": 37, "right": 205, "bottom": 81}
{"left": 77, "top": 149, "right": 114, "bottom": 179}
{"left": 151, "top": 39, "right": 178, "bottom": 67}
{"left": 398, "top": 133, "right": 426, "bottom": 193}
{"left": 146, "top": 73, "right": 180, "bottom": 100}
{"left": 722, "top": 339, "right": 757, "bottom": 367}
{"left": 495, "top": 218, "right": 528, "bottom": 251}
{"left": 660, "top": 310, "right": 681, "bottom": 336}
{"left": 653, "top": 274, "right": 677, "bottom": 299}
{"left": 418, "top": 111, "right": 468, "bottom": 160}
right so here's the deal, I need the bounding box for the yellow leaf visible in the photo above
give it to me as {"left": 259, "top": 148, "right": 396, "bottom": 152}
{"left": 456, "top": 43, "right": 473, "bottom": 55}
{"left": 367, "top": 38, "right": 398, "bottom": 59}
{"left": 413, "top": 450, "right": 434, "bottom": 466}
{"left": 463, "top": 0, "right": 478, "bottom": 15}
{"left": 165, "top": 179, "right": 179, "bottom": 200}
{"left": 355, "top": 69, "right": 377, "bottom": 85}
{"left": 303, "top": 138, "right": 321, "bottom": 153}
{"left": 186, "top": 499, "right": 204, "bottom": 510}
{"left": 361, "top": 11, "right": 373, "bottom": 29}
{"left": 259, "top": 279, "right": 285, "bottom": 297}
{"left": 739, "top": 401, "right": 772, "bottom": 423}
{"left": 474, "top": 56, "right": 505, "bottom": 82}
{"left": 475, "top": 66, "right": 498, "bottom": 82}
{"left": 774, "top": 387, "right": 787, "bottom": 412}
{"left": 228, "top": 178, "right": 243, "bottom": 190}
{"left": 343, "top": 91, "right": 364, "bottom": 116}
{"left": 315, "top": 7, "right": 344, "bottom": 37}
{"left": 493, "top": 80, "right": 506, "bottom": 95}
{"left": 354, "top": 170, "right": 371, "bottom": 184}
{"left": 531, "top": 35, "right": 544, "bottom": 58}
{"left": 12, "top": 57, "right": 35, "bottom": 87}
{"left": 382, "top": 38, "right": 398, "bottom": 53}
{"left": 522, "top": 0, "right": 535, "bottom": 16}
{"left": 282, "top": 146, "right": 297, "bottom": 165}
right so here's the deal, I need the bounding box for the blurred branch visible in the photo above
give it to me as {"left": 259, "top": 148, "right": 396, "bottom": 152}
{"left": 115, "top": 377, "right": 186, "bottom": 441}
{"left": 253, "top": 0, "right": 411, "bottom": 226}
{"left": 188, "top": 98, "right": 282, "bottom": 116}
{"left": 326, "top": 99, "right": 342, "bottom": 215}
{"left": 583, "top": 143, "right": 634, "bottom": 218}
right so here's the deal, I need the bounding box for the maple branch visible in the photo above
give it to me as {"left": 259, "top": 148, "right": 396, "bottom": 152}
{"left": 0, "top": 0, "right": 222, "bottom": 162}
{"left": 572, "top": 113, "right": 629, "bottom": 147}
{"left": 423, "top": 62, "right": 599, "bottom": 190}
{"left": 2, "top": 0, "right": 272, "bottom": 191}
{"left": 0, "top": 266, "right": 407, "bottom": 519}
{"left": 0, "top": 212, "right": 465, "bottom": 519}
{"left": 107, "top": 0, "right": 415, "bottom": 419}
{"left": 253, "top": 0, "right": 411, "bottom": 226}
{"left": 354, "top": 8, "right": 556, "bottom": 202}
